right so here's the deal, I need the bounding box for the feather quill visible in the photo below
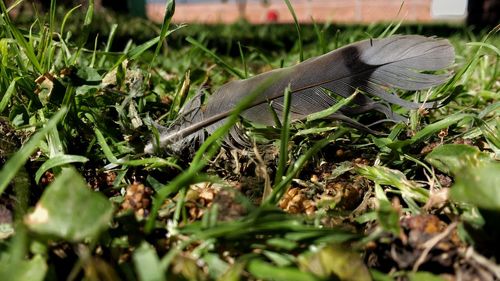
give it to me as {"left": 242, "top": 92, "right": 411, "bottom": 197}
{"left": 145, "top": 35, "right": 454, "bottom": 154}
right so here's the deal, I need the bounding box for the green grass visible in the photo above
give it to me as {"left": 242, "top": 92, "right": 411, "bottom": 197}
{"left": 0, "top": 1, "right": 499, "bottom": 280}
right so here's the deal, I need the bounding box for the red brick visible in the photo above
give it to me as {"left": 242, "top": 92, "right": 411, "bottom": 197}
{"left": 359, "top": 0, "right": 432, "bottom": 23}
{"left": 146, "top": 0, "right": 437, "bottom": 24}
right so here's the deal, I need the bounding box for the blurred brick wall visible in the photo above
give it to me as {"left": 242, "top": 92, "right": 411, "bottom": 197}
{"left": 147, "top": 0, "right": 438, "bottom": 24}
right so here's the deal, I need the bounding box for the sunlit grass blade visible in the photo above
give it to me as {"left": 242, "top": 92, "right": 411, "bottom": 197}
{"left": 378, "top": 1, "right": 404, "bottom": 38}
{"left": 98, "top": 23, "right": 118, "bottom": 68}
{"left": 150, "top": 0, "right": 176, "bottom": 69}
{"left": 115, "top": 157, "right": 181, "bottom": 170}
{"left": 93, "top": 127, "right": 119, "bottom": 163}
{"left": 306, "top": 91, "right": 357, "bottom": 122}
{"left": 5, "top": 0, "right": 24, "bottom": 13}
{"left": 34, "top": 155, "right": 89, "bottom": 183}
{"left": 283, "top": 0, "right": 303, "bottom": 61}
{"left": 0, "top": 77, "right": 20, "bottom": 113}
{"left": 355, "top": 165, "right": 429, "bottom": 204}
{"left": 409, "top": 113, "right": 474, "bottom": 143}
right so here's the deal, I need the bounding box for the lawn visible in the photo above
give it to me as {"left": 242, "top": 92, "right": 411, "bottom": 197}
{"left": 0, "top": 1, "right": 499, "bottom": 280}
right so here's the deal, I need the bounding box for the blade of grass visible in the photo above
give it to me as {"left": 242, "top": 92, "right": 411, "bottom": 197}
{"left": 378, "top": 0, "right": 404, "bottom": 38}
{"left": 466, "top": 42, "right": 500, "bottom": 57}
{"left": 312, "top": 18, "right": 327, "bottom": 54}
{"left": 90, "top": 34, "right": 99, "bottom": 67}
{"left": 111, "top": 25, "right": 181, "bottom": 69}
{"left": 238, "top": 41, "right": 248, "bottom": 78}
{"left": 274, "top": 85, "right": 292, "bottom": 186}
{"left": 92, "top": 126, "right": 119, "bottom": 163}
{"left": 356, "top": 165, "right": 429, "bottom": 203}
{"left": 186, "top": 37, "right": 245, "bottom": 79}
{"left": 39, "top": 0, "right": 57, "bottom": 71}
{"left": 5, "top": 0, "right": 24, "bottom": 13}
{"left": 149, "top": 0, "right": 175, "bottom": 68}
{"left": 133, "top": 242, "right": 166, "bottom": 281}
{"left": 247, "top": 259, "right": 318, "bottom": 281}
{"left": 34, "top": 155, "right": 89, "bottom": 183}
{"left": 409, "top": 113, "right": 474, "bottom": 144}
{"left": 98, "top": 23, "right": 118, "bottom": 68}
{"left": 0, "top": 107, "right": 67, "bottom": 195}
{"left": 283, "top": 0, "right": 303, "bottom": 61}
{"left": 114, "top": 157, "right": 181, "bottom": 170}
{"left": 168, "top": 70, "right": 191, "bottom": 120}
{"left": 58, "top": 5, "right": 82, "bottom": 64}
{"left": 72, "top": 0, "right": 94, "bottom": 64}
{"left": 306, "top": 91, "right": 357, "bottom": 122}
{"left": 0, "top": 77, "right": 20, "bottom": 113}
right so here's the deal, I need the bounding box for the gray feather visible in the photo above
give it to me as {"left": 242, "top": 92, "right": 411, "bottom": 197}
{"left": 144, "top": 35, "right": 454, "bottom": 154}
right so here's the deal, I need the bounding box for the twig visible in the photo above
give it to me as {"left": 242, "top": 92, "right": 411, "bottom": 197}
{"left": 463, "top": 247, "right": 500, "bottom": 279}
{"left": 412, "top": 221, "right": 458, "bottom": 272}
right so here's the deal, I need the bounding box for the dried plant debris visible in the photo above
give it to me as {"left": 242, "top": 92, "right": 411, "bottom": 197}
{"left": 120, "top": 182, "right": 153, "bottom": 218}
{"left": 279, "top": 187, "right": 316, "bottom": 215}
{"left": 84, "top": 169, "right": 118, "bottom": 192}
{"left": 365, "top": 215, "right": 473, "bottom": 275}
{"left": 157, "top": 182, "right": 248, "bottom": 223}
{"left": 0, "top": 117, "right": 28, "bottom": 158}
